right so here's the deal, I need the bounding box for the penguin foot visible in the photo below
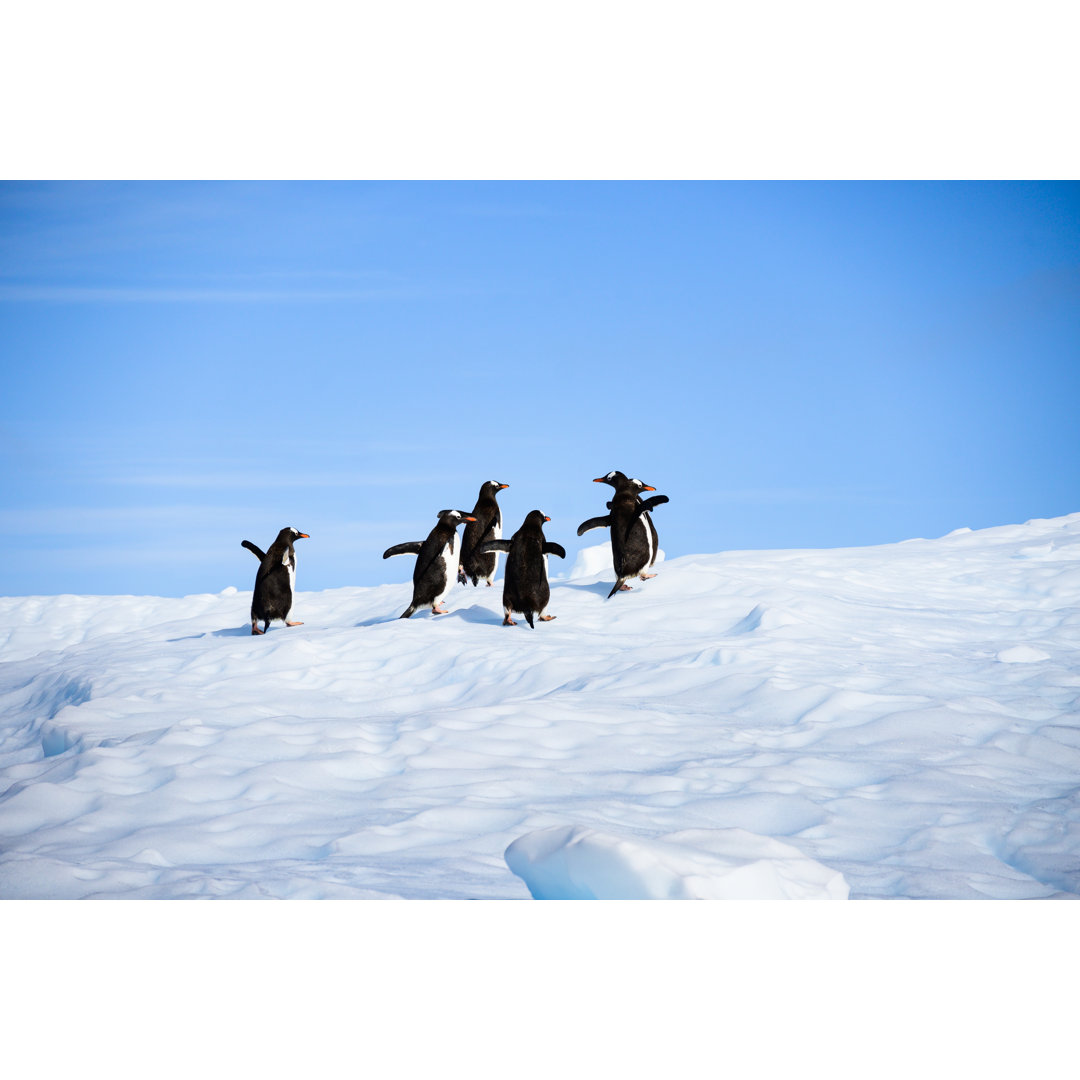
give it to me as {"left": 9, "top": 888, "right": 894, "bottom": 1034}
{"left": 618, "top": 584, "right": 634, "bottom": 591}
{"left": 538, "top": 615, "right": 556, "bottom": 622}
{"left": 286, "top": 621, "right": 304, "bottom": 627}
{"left": 432, "top": 602, "right": 449, "bottom": 615}
{"left": 251, "top": 625, "right": 265, "bottom": 636}
{"left": 503, "top": 613, "right": 517, "bottom": 626}
{"left": 638, "top": 572, "right": 656, "bottom": 580}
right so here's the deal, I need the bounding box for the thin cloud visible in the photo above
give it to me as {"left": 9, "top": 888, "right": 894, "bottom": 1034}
{"left": 100, "top": 471, "right": 436, "bottom": 489}
{"left": 0, "top": 284, "right": 418, "bottom": 303}
{"left": 706, "top": 487, "right": 901, "bottom": 505}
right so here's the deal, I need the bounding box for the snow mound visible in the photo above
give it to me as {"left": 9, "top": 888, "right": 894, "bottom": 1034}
{"left": 504, "top": 825, "right": 849, "bottom": 899}
{"left": 568, "top": 542, "right": 664, "bottom": 580}
{"left": 997, "top": 645, "right": 1050, "bottom": 664}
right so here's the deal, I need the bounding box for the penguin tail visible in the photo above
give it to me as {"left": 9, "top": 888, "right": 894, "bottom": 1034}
{"left": 607, "top": 580, "right": 630, "bottom": 599}
{"left": 400, "top": 605, "right": 417, "bottom": 619}
{"left": 525, "top": 611, "right": 535, "bottom": 629}
{"left": 457, "top": 568, "right": 467, "bottom": 585}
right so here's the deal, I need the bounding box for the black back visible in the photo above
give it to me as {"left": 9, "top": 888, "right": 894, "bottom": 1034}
{"left": 411, "top": 512, "right": 466, "bottom": 603}
{"left": 460, "top": 481, "right": 507, "bottom": 585}
{"left": 250, "top": 527, "right": 305, "bottom": 623}
{"left": 387, "top": 510, "right": 474, "bottom": 617}
{"left": 609, "top": 483, "right": 653, "bottom": 580}
{"left": 502, "top": 510, "right": 564, "bottom": 628}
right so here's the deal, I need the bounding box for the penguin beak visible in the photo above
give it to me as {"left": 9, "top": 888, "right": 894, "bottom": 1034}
{"left": 498, "top": 484, "right": 509, "bottom": 490}
{"left": 544, "top": 516, "right": 551, "bottom": 522}
{"left": 592, "top": 477, "right": 607, "bottom": 483}
{"left": 464, "top": 516, "right": 477, "bottom": 522}
{"left": 297, "top": 533, "right": 310, "bottom": 539}
{"left": 642, "top": 486, "right": 656, "bottom": 492}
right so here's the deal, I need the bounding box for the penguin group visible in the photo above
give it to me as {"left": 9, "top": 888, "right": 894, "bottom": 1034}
{"left": 577, "top": 471, "right": 670, "bottom": 598}
{"left": 241, "top": 472, "right": 669, "bottom": 634}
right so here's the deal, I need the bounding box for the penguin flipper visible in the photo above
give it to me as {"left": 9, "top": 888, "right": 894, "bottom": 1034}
{"left": 639, "top": 494, "right": 670, "bottom": 514}
{"left": 477, "top": 539, "right": 512, "bottom": 555}
{"left": 383, "top": 542, "right": 423, "bottom": 559}
{"left": 577, "top": 515, "right": 611, "bottom": 537}
{"left": 542, "top": 542, "right": 566, "bottom": 559}
{"left": 624, "top": 496, "right": 670, "bottom": 541}
{"left": 241, "top": 540, "right": 267, "bottom": 561}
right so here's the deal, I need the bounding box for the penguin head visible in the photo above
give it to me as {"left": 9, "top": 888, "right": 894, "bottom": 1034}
{"left": 593, "top": 470, "right": 628, "bottom": 488}
{"left": 524, "top": 509, "right": 551, "bottom": 529}
{"left": 437, "top": 509, "right": 477, "bottom": 528}
{"left": 481, "top": 480, "right": 510, "bottom": 497}
{"left": 594, "top": 471, "right": 654, "bottom": 493}
{"left": 278, "top": 527, "right": 310, "bottom": 543}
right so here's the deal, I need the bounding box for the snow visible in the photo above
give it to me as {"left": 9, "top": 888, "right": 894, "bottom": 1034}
{"left": 2, "top": 513, "right": 1079, "bottom": 899}
{"left": 505, "top": 824, "right": 849, "bottom": 898}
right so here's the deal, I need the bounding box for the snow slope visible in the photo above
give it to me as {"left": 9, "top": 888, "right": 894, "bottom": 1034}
{"left": 1, "top": 514, "right": 1078, "bottom": 899}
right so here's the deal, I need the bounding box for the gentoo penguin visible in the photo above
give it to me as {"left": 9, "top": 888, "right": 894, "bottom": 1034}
{"left": 458, "top": 480, "right": 510, "bottom": 587}
{"left": 241, "top": 527, "right": 310, "bottom": 635}
{"left": 596, "top": 469, "right": 661, "bottom": 573}
{"left": 577, "top": 472, "right": 669, "bottom": 598}
{"left": 478, "top": 510, "right": 565, "bottom": 628}
{"left": 383, "top": 509, "right": 477, "bottom": 618}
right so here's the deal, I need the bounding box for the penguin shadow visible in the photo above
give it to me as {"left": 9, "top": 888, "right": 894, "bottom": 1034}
{"left": 356, "top": 604, "right": 500, "bottom": 627}
{"left": 167, "top": 627, "right": 260, "bottom": 642}
{"left": 442, "top": 603, "right": 504, "bottom": 625}
{"left": 558, "top": 580, "right": 616, "bottom": 598}
{"left": 355, "top": 613, "right": 403, "bottom": 627}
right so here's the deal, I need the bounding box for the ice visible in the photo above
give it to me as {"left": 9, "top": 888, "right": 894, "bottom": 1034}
{"left": 1, "top": 512, "right": 1078, "bottom": 899}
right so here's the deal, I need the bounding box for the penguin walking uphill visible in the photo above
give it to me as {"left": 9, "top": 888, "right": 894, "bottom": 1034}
{"left": 478, "top": 510, "right": 565, "bottom": 627}
{"left": 241, "top": 527, "right": 310, "bottom": 635}
{"left": 578, "top": 471, "right": 670, "bottom": 598}
{"left": 597, "top": 469, "right": 662, "bottom": 575}
{"left": 383, "top": 509, "right": 477, "bottom": 618}
{"left": 458, "top": 480, "right": 510, "bottom": 587}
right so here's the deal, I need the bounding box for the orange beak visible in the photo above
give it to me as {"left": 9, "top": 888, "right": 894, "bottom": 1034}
{"left": 297, "top": 533, "right": 310, "bottom": 539}
{"left": 642, "top": 486, "right": 655, "bottom": 492}
{"left": 544, "top": 515, "right": 551, "bottom": 522}
{"left": 592, "top": 477, "right": 607, "bottom": 483}
{"left": 498, "top": 484, "right": 509, "bottom": 490}
{"left": 465, "top": 516, "right": 477, "bottom": 522}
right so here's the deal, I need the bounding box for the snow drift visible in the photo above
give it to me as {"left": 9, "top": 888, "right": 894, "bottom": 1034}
{"left": 505, "top": 825, "right": 850, "bottom": 899}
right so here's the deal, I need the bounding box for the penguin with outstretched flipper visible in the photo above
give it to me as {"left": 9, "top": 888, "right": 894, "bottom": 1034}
{"left": 595, "top": 469, "right": 662, "bottom": 573}
{"left": 578, "top": 472, "right": 669, "bottom": 598}
{"left": 383, "top": 509, "right": 477, "bottom": 618}
{"left": 458, "top": 480, "right": 510, "bottom": 587}
{"left": 241, "top": 527, "right": 310, "bottom": 635}
{"left": 479, "top": 510, "right": 565, "bottom": 628}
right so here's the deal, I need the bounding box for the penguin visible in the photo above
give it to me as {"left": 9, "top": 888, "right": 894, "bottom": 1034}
{"left": 383, "top": 509, "right": 477, "bottom": 618}
{"left": 458, "top": 480, "right": 510, "bottom": 587}
{"left": 478, "top": 510, "right": 566, "bottom": 628}
{"left": 577, "top": 472, "right": 669, "bottom": 598}
{"left": 596, "top": 469, "right": 661, "bottom": 573}
{"left": 241, "top": 527, "right": 310, "bottom": 635}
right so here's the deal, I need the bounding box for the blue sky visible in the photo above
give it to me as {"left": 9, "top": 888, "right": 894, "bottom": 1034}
{"left": 1, "top": 181, "right": 1077, "bottom": 597}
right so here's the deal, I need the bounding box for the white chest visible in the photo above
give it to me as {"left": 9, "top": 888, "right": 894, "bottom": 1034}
{"left": 437, "top": 538, "right": 459, "bottom": 601}
{"left": 640, "top": 513, "right": 654, "bottom": 564}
